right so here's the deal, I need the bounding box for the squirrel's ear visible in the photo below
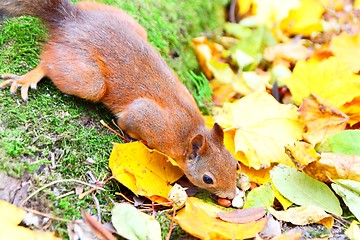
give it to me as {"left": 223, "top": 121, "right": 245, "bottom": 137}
{"left": 211, "top": 123, "right": 224, "bottom": 143}
{"left": 189, "top": 133, "right": 206, "bottom": 159}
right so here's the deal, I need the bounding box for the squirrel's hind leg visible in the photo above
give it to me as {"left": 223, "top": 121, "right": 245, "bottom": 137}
{"left": 0, "top": 64, "right": 45, "bottom": 102}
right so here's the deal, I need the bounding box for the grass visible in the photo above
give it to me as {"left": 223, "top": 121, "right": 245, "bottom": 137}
{"left": 0, "top": 0, "right": 225, "bottom": 238}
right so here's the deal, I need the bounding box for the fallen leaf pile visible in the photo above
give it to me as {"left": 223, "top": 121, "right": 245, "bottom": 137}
{"left": 106, "top": 0, "right": 360, "bottom": 239}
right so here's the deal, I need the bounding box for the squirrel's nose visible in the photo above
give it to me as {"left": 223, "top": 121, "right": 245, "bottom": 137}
{"left": 218, "top": 187, "right": 237, "bottom": 199}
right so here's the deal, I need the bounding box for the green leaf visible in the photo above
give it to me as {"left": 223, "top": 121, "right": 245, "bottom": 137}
{"left": 325, "top": 130, "right": 360, "bottom": 155}
{"left": 244, "top": 183, "right": 275, "bottom": 209}
{"left": 270, "top": 164, "right": 342, "bottom": 216}
{"left": 111, "top": 203, "right": 161, "bottom": 240}
{"left": 228, "top": 26, "right": 276, "bottom": 71}
{"left": 223, "top": 23, "right": 253, "bottom": 39}
{"left": 335, "top": 179, "right": 360, "bottom": 195}
{"left": 332, "top": 179, "right": 360, "bottom": 221}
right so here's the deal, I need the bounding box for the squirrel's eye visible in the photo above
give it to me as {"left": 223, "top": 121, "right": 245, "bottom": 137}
{"left": 202, "top": 174, "right": 213, "bottom": 184}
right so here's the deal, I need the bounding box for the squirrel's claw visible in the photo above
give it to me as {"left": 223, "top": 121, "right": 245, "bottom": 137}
{"left": 0, "top": 65, "right": 45, "bottom": 101}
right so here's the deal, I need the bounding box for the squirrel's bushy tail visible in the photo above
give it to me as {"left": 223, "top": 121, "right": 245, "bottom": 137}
{"left": 0, "top": 0, "right": 78, "bottom": 24}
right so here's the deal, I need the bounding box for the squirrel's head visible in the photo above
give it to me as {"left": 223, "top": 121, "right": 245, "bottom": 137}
{"left": 184, "top": 123, "right": 238, "bottom": 199}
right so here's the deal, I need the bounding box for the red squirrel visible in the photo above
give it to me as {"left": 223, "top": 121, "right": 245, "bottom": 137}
{"left": 0, "top": 0, "right": 237, "bottom": 199}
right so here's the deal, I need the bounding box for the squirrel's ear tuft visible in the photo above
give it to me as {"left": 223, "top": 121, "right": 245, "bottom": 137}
{"left": 211, "top": 123, "right": 224, "bottom": 143}
{"left": 189, "top": 133, "right": 206, "bottom": 159}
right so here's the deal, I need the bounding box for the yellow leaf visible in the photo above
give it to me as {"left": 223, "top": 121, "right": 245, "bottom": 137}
{"left": 299, "top": 95, "right": 349, "bottom": 146}
{"left": 174, "top": 197, "right": 268, "bottom": 239}
{"left": 268, "top": 205, "right": 334, "bottom": 229}
{"left": 109, "top": 142, "right": 183, "bottom": 203}
{"left": 280, "top": 0, "right": 325, "bottom": 36}
{"left": 215, "top": 91, "right": 304, "bottom": 169}
{"left": 238, "top": 0, "right": 253, "bottom": 15}
{"left": 0, "top": 200, "right": 60, "bottom": 240}
{"left": 285, "top": 141, "right": 320, "bottom": 169}
{"left": 356, "top": 0, "right": 360, "bottom": 8}
{"left": 345, "top": 221, "right": 360, "bottom": 240}
{"left": 286, "top": 57, "right": 360, "bottom": 108}
{"left": 208, "top": 59, "right": 252, "bottom": 95}
{"left": 240, "top": 164, "right": 271, "bottom": 185}
{"left": 0, "top": 200, "right": 26, "bottom": 226}
{"left": 271, "top": 183, "right": 293, "bottom": 210}
{"left": 330, "top": 32, "right": 360, "bottom": 73}
{"left": 272, "top": 231, "right": 302, "bottom": 240}
{"left": 253, "top": 0, "right": 300, "bottom": 26}
{"left": 305, "top": 153, "right": 360, "bottom": 183}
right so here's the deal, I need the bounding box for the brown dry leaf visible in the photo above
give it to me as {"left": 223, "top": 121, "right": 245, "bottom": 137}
{"left": 0, "top": 200, "right": 60, "bottom": 240}
{"left": 329, "top": 32, "right": 360, "bottom": 73}
{"left": 268, "top": 205, "right": 334, "bottom": 229}
{"left": 299, "top": 95, "right": 349, "bottom": 146}
{"left": 174, "top": 197, "right": 268, "bottom": 240}
{"left": 285, "top": 141, "right": 320, "bottom": 169}
{"left": 305, "top": 153, "right": 360, "bottom": 183}
{"left": 264, "top": 42, "right": 310, "bottom": 63}
{"left": 108, "top": 142, "right": 183, "bottom": 203}
{"left": 217, "top": 207, "right": 266, "bottom": 224}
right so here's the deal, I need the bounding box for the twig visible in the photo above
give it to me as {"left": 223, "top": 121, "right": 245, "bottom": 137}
{"left": 166, "top": 205, "right": 176, "bottom": 240}
{"left": 20, "top": 179, "right": 105, "bottom": 207}
{"left": 22, "top": 207, "right": 73, "bottom": 223}
{"left": 229, "top": 0, "right": 237, "bottom": 23}
{"left": 80, "top": 176, "right": 114, "bottom": 199}
{"left": 57, "top": 190, "right": 76, "bottom": 199}
{"left": 92, "top": 192, "right": 102, "bottom": 222}
{"left": 100, "top": 120, "right": 128, "bottom": 142}
{"left": 115, "top": 192, "right": 135, "bottom": 204}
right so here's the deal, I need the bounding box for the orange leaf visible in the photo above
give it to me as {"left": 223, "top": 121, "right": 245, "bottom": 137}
{"left": 191, "top": 36, "right": 224, "bottom": 79}
{"left": 174, "top": 197, "right": 268, "bottom": 239}
{"left": 340, "top": 97, "right": 360, "bottom": 126}
{"left": 299, "top": 95, "right": 349, "bottom": 146}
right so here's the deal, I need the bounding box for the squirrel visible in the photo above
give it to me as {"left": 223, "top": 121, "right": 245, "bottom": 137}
{"left": 0, "top": 0, "right": 238, "bottom": 199}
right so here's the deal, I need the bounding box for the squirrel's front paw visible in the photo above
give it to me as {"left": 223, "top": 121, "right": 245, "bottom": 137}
{"left": 0, "top": 65, "right": 45, "bottom": 102}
